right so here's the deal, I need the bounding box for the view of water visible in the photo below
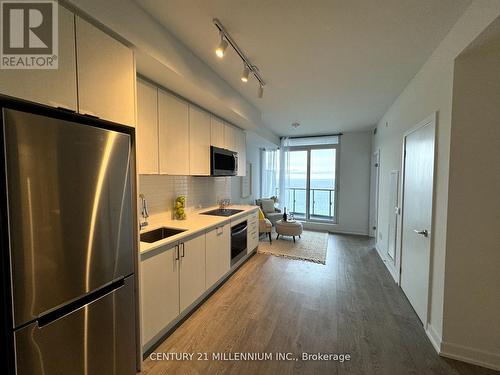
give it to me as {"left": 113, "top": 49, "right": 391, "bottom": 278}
{"left": 287, "top": 178, "right": 335, "bottom": 218}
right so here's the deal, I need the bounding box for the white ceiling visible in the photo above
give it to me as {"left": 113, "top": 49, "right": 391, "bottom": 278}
{"left": 136, "top": 0, "right": 471, "bottom": 137}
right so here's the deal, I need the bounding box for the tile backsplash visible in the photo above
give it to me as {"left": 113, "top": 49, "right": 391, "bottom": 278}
{"left": 138, "top": 175, "right": 237, "bottom": 218}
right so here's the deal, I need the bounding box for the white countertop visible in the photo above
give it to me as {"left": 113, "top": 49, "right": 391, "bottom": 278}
{"left": 139, "top": 205, "right": 259, "bottom": 255}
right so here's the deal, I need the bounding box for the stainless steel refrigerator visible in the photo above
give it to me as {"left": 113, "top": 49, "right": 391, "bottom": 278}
{"left": 0, "top": 101, "right": 137, "bottom": 375}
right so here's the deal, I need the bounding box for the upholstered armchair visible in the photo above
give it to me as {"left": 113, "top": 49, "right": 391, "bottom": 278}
{"left": 259, "top": 214, "right": 273, "bottom": 243}
{"left": 255, "top": 198, "right": 282, "bottom": 226}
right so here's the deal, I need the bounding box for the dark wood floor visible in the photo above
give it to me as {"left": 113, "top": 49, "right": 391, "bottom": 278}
{"left": 140, "top": 234, "right": 498, "bottom": 375}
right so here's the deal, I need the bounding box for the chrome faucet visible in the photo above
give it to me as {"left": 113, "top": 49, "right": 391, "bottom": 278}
{"left": 219, "top": 198, "right": 230, "bottom": 210}
{"left": 139, "top": 194, "right": 149, "bottom": 229}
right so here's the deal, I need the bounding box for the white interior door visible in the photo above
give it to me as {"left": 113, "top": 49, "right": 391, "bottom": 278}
{"left": 401, "top": 117, "right": 435, "bottom": 324}
{"left": 369, "top": 150, "right": 380, "bottom": 238}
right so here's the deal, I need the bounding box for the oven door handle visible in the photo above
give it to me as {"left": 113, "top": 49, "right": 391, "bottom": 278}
{"left": 231, "top": 225, "right": 247, "bottom": 237}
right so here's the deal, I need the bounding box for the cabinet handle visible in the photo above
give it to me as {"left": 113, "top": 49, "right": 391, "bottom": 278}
{"left": 175, "top": 245, "right": 179, "bottom": 260}
{"left": 181, "top": 243, "right": 185, "bottom": 258}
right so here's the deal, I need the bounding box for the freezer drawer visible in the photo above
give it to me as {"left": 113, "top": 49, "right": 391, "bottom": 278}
{"left": 2, "top": 108, "right": 134, "bottom": 327}
{"left": 14, "top": 276, "right": 136, "bottom": 375}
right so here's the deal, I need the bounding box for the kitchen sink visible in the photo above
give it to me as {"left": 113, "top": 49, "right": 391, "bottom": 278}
{"left": 140, "top": 227, "right": 186, "bottom": 243}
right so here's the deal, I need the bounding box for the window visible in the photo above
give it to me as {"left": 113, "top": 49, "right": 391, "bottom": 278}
{"left": 283, "top": 136, "right": 339, "bottom": 222}
{"left": 260, "top": 148, "right": 279, "bottom": 198}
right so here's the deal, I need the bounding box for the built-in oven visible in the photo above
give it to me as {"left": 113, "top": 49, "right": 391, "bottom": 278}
{"left": 211, "top": 146, "right": 238, "bottom": 176}
{"left": 231, "top": 220, "right": 247, "bottom": 266}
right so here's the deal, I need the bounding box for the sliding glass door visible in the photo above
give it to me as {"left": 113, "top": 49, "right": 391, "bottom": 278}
{"left": 287, "top": 146, "right": 338, "bottom": 222}
{"left": 288, "top": 150, "right": 308, "bottom": 219}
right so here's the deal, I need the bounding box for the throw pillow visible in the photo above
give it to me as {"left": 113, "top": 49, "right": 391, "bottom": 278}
{"left": 261, "top": 199, "right": 275, "bottom": 214}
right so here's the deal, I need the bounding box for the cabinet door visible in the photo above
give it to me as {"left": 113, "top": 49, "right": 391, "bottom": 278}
{"left": 140, "top": 244, "right": 179, "bottom": 347}
{"left": 224, "top": 123, "right": 237, "bottom": 152}
{"left": 136, "top": 79, "right": 159, "bottom": 174}
{"left": 189, "top": 106, "right": 211, "bottom": 175}
{"left": 0, "top": 5, "right": 77, "bottom": 110}
{"left": 247, "top": 211, "right": 259, "bottom": 253}
{"left": 158, "top": 90, "right": 189, "bottom": 175}
{"left": 235, "top": 129, "right": 247, "bottom": 176}
{"left": 179, "top": 235, "right": 206, "bottom": 312}
{"left": 210, "top": 116, "right": 225, "bottom": 149}
{"left": 75, "top": 16, "right": 135, "bottom": 126}
{"left": 206, "top": 224, "right": 230, "bottom": 288}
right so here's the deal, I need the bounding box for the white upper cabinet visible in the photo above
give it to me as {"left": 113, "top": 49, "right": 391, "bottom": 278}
{"left": 136, "top": 79, "right": 159, "bottom": 174}
{"left": 158, "top": 89, "right": 189, "bottom": 175}
{"left": 235, "top": 129, "right": 247, "bottom": 176}
{"left": 189, "top": 106, "right": 211, "bottom": 176}
{"left": 210, "top": 116, "right": 225, "bottom": 149}
{"left": 0, "top": 5, "right": 77, "bottom": 110}
{"left": 75, "top": 16, "right": 135, "bottom": 126}
{"left": 135, "top": 78, "right": 247, "bottom": 176}
{"left": 224, "top": 123, "right": 237, "bottom": 152}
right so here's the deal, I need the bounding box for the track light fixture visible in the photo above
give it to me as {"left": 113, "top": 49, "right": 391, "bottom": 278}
{"left": 213, "top": 18, "right": 266, "bottom": 97}
{"left": 258, "top": 83, "right": 264, "bottom": 98}
{"left": 215, "top": 32, "right": 228, "bottom": 58}
{"left": 241, "top": 65, "right": 250, "bottom": 82}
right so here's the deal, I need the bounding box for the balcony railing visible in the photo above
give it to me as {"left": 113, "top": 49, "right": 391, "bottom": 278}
{"left": 286, "top": 187, "right": 335, "bottom": 221}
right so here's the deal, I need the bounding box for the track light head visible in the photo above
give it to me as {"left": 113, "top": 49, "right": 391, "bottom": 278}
{"left": 215, "top": 34, "right": 228, "bottom": 58}
{"left": 258, "top": 83, "right": 264, "bottom": 98}
{"left": 241, "top": 65, "right": 250, "bottom": 82}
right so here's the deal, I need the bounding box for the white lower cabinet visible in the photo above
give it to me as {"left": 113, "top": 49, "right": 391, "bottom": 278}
{"left": 140, "top": 243, "right": 179, "bottom": 346}
{"left": 206, "top": 224, "right": 230, "bottom": 289}
{"left": 141, "top": 217, "right": 254, "bottom": 350}
{"left": 247, "top": 211, "right": 259, "bottom": 253}
{"left": 179, "top": 235, "right": 206, "bottom": 312}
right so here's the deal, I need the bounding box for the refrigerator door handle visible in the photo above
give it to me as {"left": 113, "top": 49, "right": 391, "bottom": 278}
{"left": 36, "top": 277, "right": 125, "bottom": 328}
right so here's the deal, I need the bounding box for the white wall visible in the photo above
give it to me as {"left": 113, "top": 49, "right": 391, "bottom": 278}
{"left": 336, "top": 131, "right": 372, "bottom": 235}
{"left": 441, "top": 34, "right": 500, "bottom": 369}
{"left": 372, "top": 0, "right": 500, "bottom": 366}
{"left": 304, "top": 131, "right": 372, "bottom": 235}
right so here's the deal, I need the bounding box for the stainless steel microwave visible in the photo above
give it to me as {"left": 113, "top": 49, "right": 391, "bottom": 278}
{"left": 211, "top": 146, "right": 238, "bottom": 176}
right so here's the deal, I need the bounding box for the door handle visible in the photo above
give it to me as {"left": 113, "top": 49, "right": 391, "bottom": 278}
{"left": 181, "top": 242, "right": 185, "bottom": 258}
{"left": 175, "top": 244, "right": 179, "bottom": 260}
{"left": 413, "top": 229, "right": 429, "bottom": 237}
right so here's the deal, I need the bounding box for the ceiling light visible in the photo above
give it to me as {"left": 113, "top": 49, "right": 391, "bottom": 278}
{"left": 215, "top": 33, "right": 228, "bottom": 58}
{"left": 241, "top": 65, "right": 250, "bottom": 82}
{"left": 292, "top": 122, "right": 300, "bottom": 129}
{"left": 213, "top": 19, "right": 266, "bottom": 97}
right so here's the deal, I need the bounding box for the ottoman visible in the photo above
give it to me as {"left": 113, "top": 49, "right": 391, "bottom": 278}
{"left": 275, "top": 220, "right": 303, "bottom": 243}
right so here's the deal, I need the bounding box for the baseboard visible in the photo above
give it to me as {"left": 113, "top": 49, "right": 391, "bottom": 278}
{"left": 328, "top": 229, "right": 370, "bottom": 236}
{"left": 425, "top": 324, "right": 442, "bottom": 354}
{"left": 374, "top": 243, "right": 399, "bottom": 283}
{"left": 440, "top": 341, "right": 500, "bottom": 371}
{"left": 301, "top": 222, "right": 369, "bottom": 236}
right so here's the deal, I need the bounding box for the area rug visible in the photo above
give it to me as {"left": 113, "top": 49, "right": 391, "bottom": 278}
{"left": 257, "top": 230, "right": 328, "bottom": 264}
